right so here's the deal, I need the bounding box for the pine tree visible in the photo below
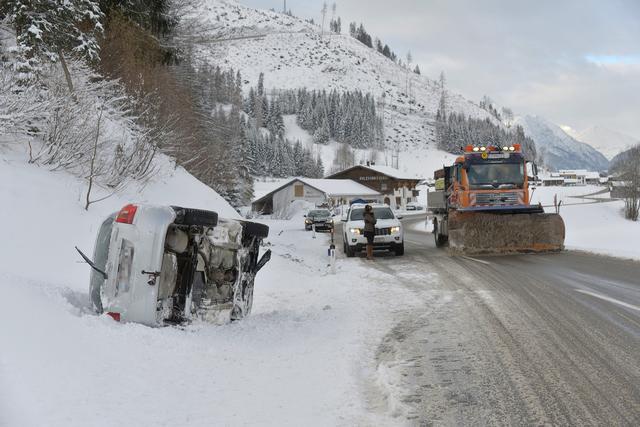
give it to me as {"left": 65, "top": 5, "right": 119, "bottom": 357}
{"left": 4, "top": 0, "right": 104, "bottom": 79}
{"left": 314, "top": 155, "right": 325, "bottom": 178}
{"left": 313, "top": 116, "right": 330, "bottom": 145}
{"left": 257, "top": 72, "right": 265, "bottom": 97}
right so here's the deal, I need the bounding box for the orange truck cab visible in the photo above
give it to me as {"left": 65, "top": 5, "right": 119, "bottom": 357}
{"left": 445, "top": 144, "right": 541, "bottom": 214}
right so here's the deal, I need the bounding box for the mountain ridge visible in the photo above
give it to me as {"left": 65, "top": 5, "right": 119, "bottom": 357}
{"left": 515, "top": 115, "right": 609, "bottom": 172}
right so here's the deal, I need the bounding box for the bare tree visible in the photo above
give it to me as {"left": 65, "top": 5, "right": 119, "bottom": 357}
{"left": 331, "top": 143, "right": 355, "bottom": 173}
{"left": 617, "top": 146, "right": 640, "bottom": 221}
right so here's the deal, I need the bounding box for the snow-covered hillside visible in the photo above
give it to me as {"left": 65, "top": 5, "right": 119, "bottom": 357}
{"left": 515, "top": 115, "right": 610, "bottom": 172}
{"left": 187, "top": 0, "right": 496, "bottom": 174}
{"left": 574, "top": 126, "right": 639, "bottom": 161}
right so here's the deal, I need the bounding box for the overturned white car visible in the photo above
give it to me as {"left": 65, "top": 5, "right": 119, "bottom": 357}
{"left": 77, "top": 204, "right": 271, "bottom": 326}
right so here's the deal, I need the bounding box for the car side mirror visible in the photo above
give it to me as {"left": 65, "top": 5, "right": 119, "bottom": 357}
{"left": 303, "top": 215, "right": 307, "bottom": 217}
{"left": 256, "top": 249, "right": 271, "bottom": 272}
{"left": 397, "top": 215, "right": 403, "bottom": 220}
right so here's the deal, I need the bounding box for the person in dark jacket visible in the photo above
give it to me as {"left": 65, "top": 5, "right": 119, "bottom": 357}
{"left": 363, "top": 205, "right": 376, "bottom": 260}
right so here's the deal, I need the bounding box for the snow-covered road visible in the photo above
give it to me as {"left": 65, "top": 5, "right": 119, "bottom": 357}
{"left": 347, "top": 219, "right": 640, "bottom": 425}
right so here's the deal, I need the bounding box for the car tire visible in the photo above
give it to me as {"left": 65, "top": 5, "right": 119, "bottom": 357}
{"left": 345, "top": 237, "right": 355, "bottom": 258}
{"left": 395, "top": 243, "right": 405, "bottom": 256}
{"left": 172, "top": 206, "right": 218, "bottom": 227}
{"left": 242, "top": 221, "right": 269, "bottom": 238}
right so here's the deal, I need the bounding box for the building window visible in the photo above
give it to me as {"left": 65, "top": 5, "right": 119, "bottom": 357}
{"left": 412, "top": 190, "right": 420, "bottom": 197}
{"left": 381, "top": 183, "right": 387, "bottom": 191}
{"left": 294, "top": 184, "right": 304, "bottom": 197}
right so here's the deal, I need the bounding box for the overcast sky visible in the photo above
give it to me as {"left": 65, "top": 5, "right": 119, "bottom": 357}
{"left": 243, "top": 0, "right": 640, "bottom": 138}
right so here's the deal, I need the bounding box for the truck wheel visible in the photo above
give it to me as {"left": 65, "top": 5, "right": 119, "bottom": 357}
{"left": 434, "top": 219, "right": 448, "bottom": 248}
{"left": 395, "top": 243, "right": 405, "bottom": 256}
{"left": 242, "top": 221, "right": 269, "bottom": 238}
{"left": 172, "top": 206, "right": 218, "bottom": 227}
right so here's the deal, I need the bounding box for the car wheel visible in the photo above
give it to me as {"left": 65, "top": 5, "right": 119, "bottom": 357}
{"left": 395, "top": 243, "right": 405, "bottom": 256}
{"left": 172, "top": 206, "right": 218, "bottom": 227}
{"left": 242, "top": 221, "right": 269, "bottom": 239}
{"left": 345, "top": 237, "right": 355, "bottom": 258}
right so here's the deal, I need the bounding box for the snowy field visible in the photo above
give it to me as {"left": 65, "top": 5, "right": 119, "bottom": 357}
{"left": 531, "top": 185, "right": 640, "bottom": 259}
{"left": 0, "top": 147, "right": 414, "bottom": 426}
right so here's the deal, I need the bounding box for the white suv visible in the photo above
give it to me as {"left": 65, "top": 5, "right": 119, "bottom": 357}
{"left": 342, "top": 204, "right": 404, "bottom": 257}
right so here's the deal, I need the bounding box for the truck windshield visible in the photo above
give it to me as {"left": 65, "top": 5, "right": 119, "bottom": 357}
{"left": 467, "top": 163, "right": 524, "bottom": 188}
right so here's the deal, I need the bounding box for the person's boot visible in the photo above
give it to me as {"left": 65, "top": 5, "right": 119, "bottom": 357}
{"left": 367, "top": 245, "right": 374, "bottom": 260}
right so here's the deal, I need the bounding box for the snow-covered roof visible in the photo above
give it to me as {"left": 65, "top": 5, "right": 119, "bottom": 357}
{"left": 252, "top": 178, "right": 380, "bottom": 204}
{"left": 298, "top": 178, "right": 381, "bottom": 196}
{"left": 327, "top": 164, "right": 422, "bottom": 180}
{"left": 559, "top": 169, "right": 588, "bottom": 175}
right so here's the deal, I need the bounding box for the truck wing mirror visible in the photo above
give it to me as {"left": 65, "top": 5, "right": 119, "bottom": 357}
{"left": 75, "top": 246, "right": 108, "bottom": 280}
{"left": 256, "top": 249, "right": 272, "bottom": 273}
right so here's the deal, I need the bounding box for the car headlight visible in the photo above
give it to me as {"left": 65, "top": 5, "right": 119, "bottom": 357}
{"left": 349, "top": 228, "right": 362, "bottom": 235}
{"left": 390, "top": 226, "right": 401, "bottom": 234}
{"left": 305, "top": 219, "right": 312, "bottom": 224}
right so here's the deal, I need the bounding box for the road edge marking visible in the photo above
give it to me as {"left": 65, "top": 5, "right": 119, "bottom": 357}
{"left": 462, "top": 256, "right": 491, "bottom": 265}
{"left": 574, "top": 289, "right": 640, "bottom": 312}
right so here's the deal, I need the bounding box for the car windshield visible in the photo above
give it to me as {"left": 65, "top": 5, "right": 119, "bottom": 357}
{"left": 467, "top": 162, "right": 524, "bottom": 188}
{"left": 350, "top": 207, "right": 395, "bottom": 220}
{"left": 308, "top": 210, "right": 330, "bottom": 218}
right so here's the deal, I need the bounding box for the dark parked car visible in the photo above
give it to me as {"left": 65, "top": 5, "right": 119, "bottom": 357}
{"left": 304, "top": 209, "right": 334, "bottom": 231}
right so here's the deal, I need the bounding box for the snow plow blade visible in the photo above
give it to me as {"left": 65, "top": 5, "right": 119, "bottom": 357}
{"left": 448, "top": 211, "right": 565, "bottom": 255}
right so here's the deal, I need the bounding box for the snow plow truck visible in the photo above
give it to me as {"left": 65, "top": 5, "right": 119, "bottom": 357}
{"left": 428, "top": 144, "right": 565, "bottom": 254}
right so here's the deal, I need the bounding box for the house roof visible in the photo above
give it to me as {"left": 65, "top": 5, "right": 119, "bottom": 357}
{"left": 326, "top": 164, "right": 422, "bottom": 181}
{"left": 251, "top": 178, "right": 380, "bottom": 205}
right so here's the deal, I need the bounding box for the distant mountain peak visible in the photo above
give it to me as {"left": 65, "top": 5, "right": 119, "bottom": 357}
{"left": 574, "top": 126, "right": 639, "bottom": 160}
{"left": 515, "top": 115, "right": 609, "bottom": 172}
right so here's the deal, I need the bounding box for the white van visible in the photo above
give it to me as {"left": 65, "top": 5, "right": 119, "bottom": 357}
{"left": 77, "top": 204, "right": 271, "bottom": 326}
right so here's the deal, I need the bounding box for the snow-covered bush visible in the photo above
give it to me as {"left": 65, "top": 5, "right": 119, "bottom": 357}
{"left": 0, "top": 0, "right": 103, "bottom": 79}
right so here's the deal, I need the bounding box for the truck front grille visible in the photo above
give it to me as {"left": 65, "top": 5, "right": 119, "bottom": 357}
{"left": 475, "top": 192, "right": 519, "bottom": 206}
